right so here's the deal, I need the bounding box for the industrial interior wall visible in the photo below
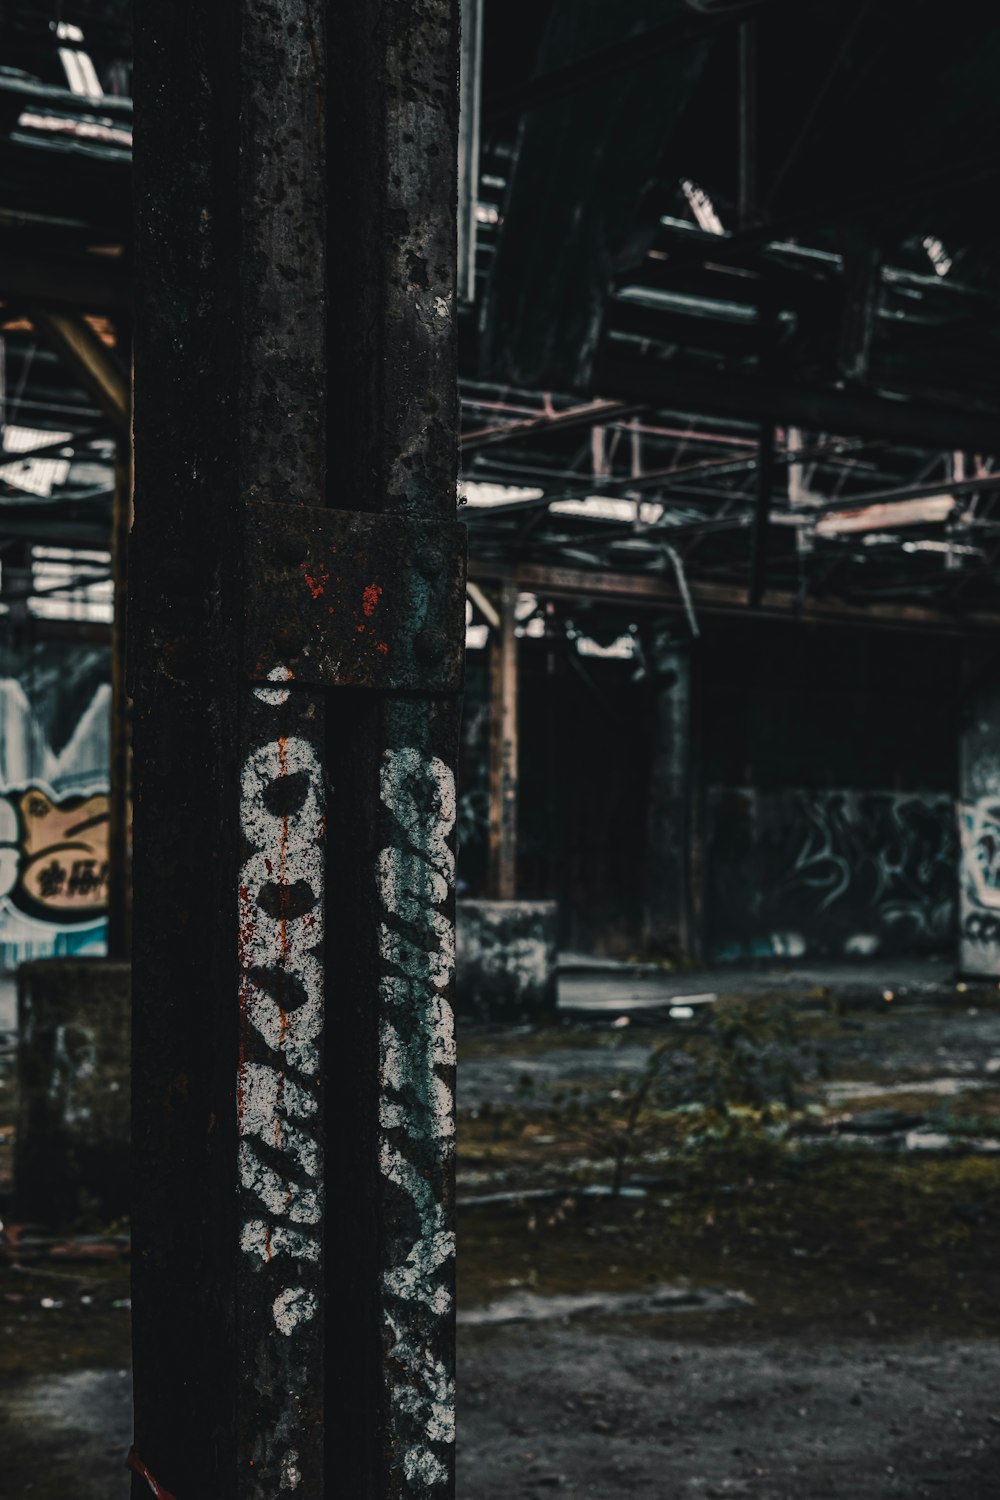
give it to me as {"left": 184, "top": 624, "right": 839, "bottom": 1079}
{"left": 456, "top": 615, "right": 963, "bottom": 962}
{"left": 701, "top": 619, "right": 961, "bottom": 965}
{"left": 706, "top": 786, "right": 956, "bottom": 962}
{"left": 458, "top": 629, "right": 656, "bottom": 955}
{"left": 0, "top": 639, "right": 110, "bottom": 974}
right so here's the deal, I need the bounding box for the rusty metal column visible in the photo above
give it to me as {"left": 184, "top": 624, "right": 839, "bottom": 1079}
{"left": 131, "top": 5, "right": 462, "bottom": 1500}
{"left": 487, "top": 583, "right": 518, "bottom": 900}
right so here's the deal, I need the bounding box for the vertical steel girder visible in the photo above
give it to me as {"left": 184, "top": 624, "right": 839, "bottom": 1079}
{"left": 130, "top": 3, "right": 463, "bottom": 1498}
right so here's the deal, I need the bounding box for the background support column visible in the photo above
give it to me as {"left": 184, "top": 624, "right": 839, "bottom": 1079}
{"left": 488, "top": 582, "right": 519, "bottom": 900}
{"left": 959, "top": 652, "right": 1000, "bottom": 977}
{"left": 642, "top": 626, "right": 694, "bottom": 961}
{"left": 131, "top": 3, "right": 463, "bottom": 1498}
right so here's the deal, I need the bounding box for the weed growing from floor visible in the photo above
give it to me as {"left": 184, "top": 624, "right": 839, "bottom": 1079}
{"left": 548, "top": 999, "right": 826, "bottom": 1196}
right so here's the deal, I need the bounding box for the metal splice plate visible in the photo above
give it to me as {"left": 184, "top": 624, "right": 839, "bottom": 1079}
{"left": 243, "top": 500, "right": 466, "bottom": 693}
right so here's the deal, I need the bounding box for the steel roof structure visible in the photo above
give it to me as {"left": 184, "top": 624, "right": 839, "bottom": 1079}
{"left": 461, "top": 0, "right": 1000, "bottom": 634}
{"left": 3, "top": 0, "right": 1000, "bottom": 634}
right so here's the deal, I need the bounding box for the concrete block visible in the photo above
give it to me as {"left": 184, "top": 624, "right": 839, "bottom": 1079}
{"left": 16, "top": 957, "right": 130, "bottom": 1226}
{"left": 456, "top": 900, "right": 558, "bottom": 1024}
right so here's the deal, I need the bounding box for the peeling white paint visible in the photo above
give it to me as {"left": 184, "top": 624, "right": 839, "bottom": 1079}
{"left": 376, "top": 747, "right": 457, "bottom": 1488}
{"left": 238, "top": 1141, "right": 321, "bottom": 1224}
{"left": 240, "top": 1219, "right": 320, "bottom": 1263}
{"left": 238, "top": 675, "right": 325, "bottom": 1487}
{"left": 253, "top": 663, "right": 294, "bottom": 706}
{"left": 240, "top": 734, "right": 325, "bottom": 1076}
{"left": 239, "top": 1062, "right": 320, "bottom": 1175}
{"left": 380, "top": 747, "right": 456, "bottom": 881}
{"left": 280, "top": 1449, "right": 302, "bottom": 1491}
{"left": 272, "top": 1285, "right": 318, "bottom": 1336}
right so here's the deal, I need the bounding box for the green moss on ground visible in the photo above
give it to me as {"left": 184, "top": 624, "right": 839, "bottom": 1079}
{"left": 458, "top": 1141, "right": 1000, "bottom": 1340}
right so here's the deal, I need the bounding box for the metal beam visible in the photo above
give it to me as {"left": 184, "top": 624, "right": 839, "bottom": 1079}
{"left": 594, "top": 347, "right": 1000, "bottom": 456}
{"left": 28, "top": 307, "right": 128, "bottom": 436}
{"left": 468, "top": 558, "right": 1000, "bottom": 636}
{"left": 811, "top": 470, "right": 1000, "bottom": 514}
{"left": 463, "top": 398, "right": 640, "bottom": 452}
{"left": 467, "top": 578, "right": 501, "bottom": 628}
{"left": 483, "top": 0, "right": 784, "bottom": 125}
{"left": 131, "top": 4, "right": 463, "bottom": 1498}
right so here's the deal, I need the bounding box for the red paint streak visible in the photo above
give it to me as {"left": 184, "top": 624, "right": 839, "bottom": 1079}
{"left": 126, "top": 1449, "right": 178, "bottom": 1500}
{"left": 300, "top": 560, "right": 329, "bottom": 600}
{"left": 362, "top": 582, "right": 382, "bottom": 616}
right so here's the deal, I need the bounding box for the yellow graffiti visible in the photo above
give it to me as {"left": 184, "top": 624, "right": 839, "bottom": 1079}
{"left": 0, "top": 785, "right": 109, "bottom": 923}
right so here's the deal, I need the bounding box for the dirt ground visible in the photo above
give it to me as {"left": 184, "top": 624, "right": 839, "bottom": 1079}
{"left": 4, "top": 976, "right": 1000, "bottom": 1496}
{"left": 457, "top": 1330, "right": 1000, "bottom": 1498}
{"left": 457, "top": 987, "right": 1000, "bottom": 1498}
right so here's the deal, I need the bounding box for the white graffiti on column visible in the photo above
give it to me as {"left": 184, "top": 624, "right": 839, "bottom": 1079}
{"left": 961, "top": 798, "right": 1000, "bottom": 912}
{"left": 377, "top": 746, "right": 457, "bottom": 1489}
{"left": 237, "top": 668, "right": 325, "bottom": 1479}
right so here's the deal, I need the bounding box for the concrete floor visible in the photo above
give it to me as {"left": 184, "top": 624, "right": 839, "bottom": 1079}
{"left": 458, "top": 1331, "right": 1000, "bottom": 1499}
{"left": 6, "top": 1335, "right": 996, "bottom": 1499}
{"left": 556, "top": 953, "right": 960, "bottom": 1016}
{"left": 3, "top": 956, "right": 1000, "bottom": 1498}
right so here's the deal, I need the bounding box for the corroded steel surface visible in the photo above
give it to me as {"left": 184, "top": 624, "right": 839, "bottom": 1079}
{"left": 244, "top": 503, "right": 465, "bottom": 694}
{"left": 132, "top": 0, "right": 461, "bottom": 1496}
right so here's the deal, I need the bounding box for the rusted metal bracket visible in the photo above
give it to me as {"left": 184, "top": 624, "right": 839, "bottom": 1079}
{"left": 243, "top": 500, "right": 466, "bottom": 694}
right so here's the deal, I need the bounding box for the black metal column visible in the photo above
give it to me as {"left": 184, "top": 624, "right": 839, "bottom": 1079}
{"left": 642, "top": 629, "right": 693, "bottom": 961}
{"left": 131, "top": 3, "right": 463, "bottom": 1498}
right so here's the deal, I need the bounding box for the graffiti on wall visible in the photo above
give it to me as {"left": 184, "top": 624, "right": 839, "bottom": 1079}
{"left": 707, "top": 788, "right": 956, "bottom": 962}
{"left": 959, "top": 798, "right": 1000, "bottom": 966}
{"left": 0, "top": 655, "right": 110, "bottom": 963}
{"left": 0, "top": 785, "right": 109, "bottom": 922}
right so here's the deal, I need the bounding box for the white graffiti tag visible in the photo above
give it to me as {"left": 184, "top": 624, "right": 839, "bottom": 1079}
{"left": 238, "top": 674, "right": 325, "bottom": 1494}
{"left": 961, "top": 799, "right": 1000, "bottom": 912}
{"left": 377, "top": 746, "right": 457, "bottom": 1490}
